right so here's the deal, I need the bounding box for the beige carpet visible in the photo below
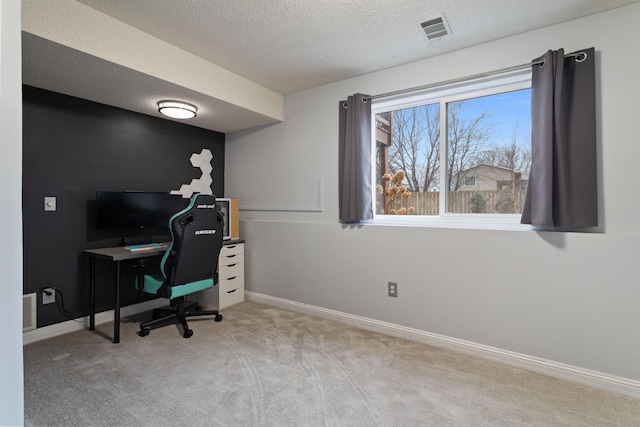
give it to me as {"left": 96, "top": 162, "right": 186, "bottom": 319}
{"left": 24, "top": 300, "right": 640, "bottom": 426}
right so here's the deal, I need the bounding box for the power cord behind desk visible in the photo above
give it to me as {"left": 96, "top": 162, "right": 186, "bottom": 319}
{"left": 41, "top": 287, "right": 83, "bottom": 323}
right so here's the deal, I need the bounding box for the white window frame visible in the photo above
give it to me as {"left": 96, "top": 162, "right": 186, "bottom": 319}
{"left": 371, "top": 69, "right": 534, "bottom": 231}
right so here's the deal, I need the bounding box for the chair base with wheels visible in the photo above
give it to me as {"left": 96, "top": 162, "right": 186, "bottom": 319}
{"left": 138, "top": 297, "right": 222, "bottom": 338}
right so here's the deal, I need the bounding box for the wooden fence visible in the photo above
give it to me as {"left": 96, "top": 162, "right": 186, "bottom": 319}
{"left": 384, "top": 190, "right": 526, "bottom": 215}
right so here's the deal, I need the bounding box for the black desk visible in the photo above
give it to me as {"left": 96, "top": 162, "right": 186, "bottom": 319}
{"left": 83, "top": 245, "right": 167, "bottom": 343}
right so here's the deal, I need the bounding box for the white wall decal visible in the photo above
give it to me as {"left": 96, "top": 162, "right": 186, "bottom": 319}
{"left": 170, "top": 148, "right": 213, "bottom": 198}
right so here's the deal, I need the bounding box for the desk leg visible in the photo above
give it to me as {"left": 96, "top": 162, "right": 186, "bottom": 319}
{"left": 114, "top": 260, "right": 121, "bottom": 344}
{"left": 89, "top": 256, "right": 96, "bottom": 331}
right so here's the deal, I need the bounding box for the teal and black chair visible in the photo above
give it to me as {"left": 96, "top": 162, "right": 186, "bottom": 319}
{"left": 136, "top": 193, "right": 225, "bottom": 338}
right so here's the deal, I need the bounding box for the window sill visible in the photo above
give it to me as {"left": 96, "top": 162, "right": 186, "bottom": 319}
{"left": 372, "top": 214, "right": 534, "bottom": 232}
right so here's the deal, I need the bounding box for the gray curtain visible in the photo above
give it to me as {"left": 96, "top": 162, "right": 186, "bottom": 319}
{"left": 521, "top": 47, "right": 597, "bottom": 227}
{"left": 339, "top": 93, "right": 373, "bottom": 223}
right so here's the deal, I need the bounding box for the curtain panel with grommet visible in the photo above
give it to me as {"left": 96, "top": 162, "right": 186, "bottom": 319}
{"left": 338, "top": 93, "right": 373, "bottom": 223}
{"left": 521, "top": 47, "right": 597, "bottom": 228}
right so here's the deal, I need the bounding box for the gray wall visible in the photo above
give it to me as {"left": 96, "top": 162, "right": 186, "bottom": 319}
{"left": 22, "top": 86, "right": 225, "bottom": 327}
{"left": 226, "top": 4, "right": 640, "bottom": 382}
{"left": 0, "top": 1, "right": 24, "bottom": 424}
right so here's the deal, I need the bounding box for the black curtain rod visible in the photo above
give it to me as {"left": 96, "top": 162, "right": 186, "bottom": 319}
{"left": 368, "top": 51, "right": 587, "bottom": 101}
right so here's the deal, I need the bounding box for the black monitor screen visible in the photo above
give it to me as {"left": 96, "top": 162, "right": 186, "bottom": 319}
{"left": 96, "top": 191, "right": 189, "bottom": 230}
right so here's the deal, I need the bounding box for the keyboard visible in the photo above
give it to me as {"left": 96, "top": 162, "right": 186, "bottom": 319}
{"left": 124, "top": 243, "right": 168, "bottom": 252}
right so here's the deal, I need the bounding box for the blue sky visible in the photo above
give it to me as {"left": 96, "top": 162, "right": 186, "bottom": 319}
{"left": 453, "top": 88, "right": 531, "bottom": 149}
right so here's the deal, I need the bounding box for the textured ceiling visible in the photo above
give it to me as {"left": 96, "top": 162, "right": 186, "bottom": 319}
{"left": 23, "top": 0, "right": 640, "bottom": 132}
{"left": 74, "top": 0, "right": 640, "bottom": 94}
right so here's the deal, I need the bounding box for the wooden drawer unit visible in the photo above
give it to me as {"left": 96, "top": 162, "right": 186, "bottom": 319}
{"left": 217, "top": 243, "right": 245, "bottom": 309}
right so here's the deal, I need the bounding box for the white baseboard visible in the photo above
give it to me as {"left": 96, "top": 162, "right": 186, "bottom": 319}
{"left": 245, "top": 291, "right": 640, "bottom": 399}
{"left": 22, "top": 299, "right": 166, "bottom": 345}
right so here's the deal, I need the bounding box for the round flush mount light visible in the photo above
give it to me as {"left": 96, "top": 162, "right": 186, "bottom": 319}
{"left": 157, "top": 100, "right": 197, "bottom": 119}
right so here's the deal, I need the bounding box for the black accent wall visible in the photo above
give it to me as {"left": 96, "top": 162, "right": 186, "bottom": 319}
{"left": 23, "top": 86, "right": 225, "bottom": 328}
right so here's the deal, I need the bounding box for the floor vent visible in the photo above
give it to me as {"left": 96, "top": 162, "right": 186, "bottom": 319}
{"left": 418, "top": 15, "right": 451, "bottom": 40}
{"left": 23, "top": 293, "right": 37, "bottom": 332}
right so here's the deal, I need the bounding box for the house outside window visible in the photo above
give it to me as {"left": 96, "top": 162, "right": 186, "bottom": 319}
{"left": 372, "top": 70, "right": 532, "bottom": 223}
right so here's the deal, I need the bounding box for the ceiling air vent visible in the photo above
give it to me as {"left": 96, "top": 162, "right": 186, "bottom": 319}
{"left": 418, "top": 14, "right": 451, "bottom": 40}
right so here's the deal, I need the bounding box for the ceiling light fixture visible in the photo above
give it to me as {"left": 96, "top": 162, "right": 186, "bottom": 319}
{"left": 157, "top": 100, "right": 197, "bottom": 119}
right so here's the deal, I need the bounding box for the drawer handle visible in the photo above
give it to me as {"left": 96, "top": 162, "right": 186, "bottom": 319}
{"left": 226, "top": 254, "right": 238, "bottom": 259}
{"left": 227, "top": 263, "right": 237, "bottom": 267}
{"left": 227, "top": 289, "right": 237, "bottom": 294}
{"left": 226, "top": 245, "right": 236, "bottom": 249}
{"left": 227, "top": 276, "right": 237, "bottom": 281}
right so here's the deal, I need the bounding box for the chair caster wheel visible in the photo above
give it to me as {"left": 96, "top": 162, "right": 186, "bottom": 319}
{"left": 138, "top": 329, "right": 150, "bottom": 337}
{"left": 215, "top": 314, "right": 223, "bottom": 322}
{"left": 183, "top": 329, "right": 193, "bottom": 338}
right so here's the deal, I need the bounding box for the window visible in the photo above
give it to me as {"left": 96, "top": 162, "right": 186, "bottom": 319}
{"left": 372, "top": 70, "right": 532, "bottom": 225}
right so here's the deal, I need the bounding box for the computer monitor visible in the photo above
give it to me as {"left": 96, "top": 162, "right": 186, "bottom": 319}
{"left": 96, "top": 191, "right": 189, "bottom": 231}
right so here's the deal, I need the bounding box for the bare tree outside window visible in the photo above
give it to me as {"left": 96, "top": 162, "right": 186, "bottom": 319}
{"left": 374, "top": 82, "right": 531, "bottom": 217}
{"left": 447, "top": 101, "right": 495, "bottom": 192}
{"left": 387, "top": 104, "right": 440, "bottom": 193}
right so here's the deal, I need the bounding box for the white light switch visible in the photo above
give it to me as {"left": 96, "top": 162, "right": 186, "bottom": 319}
{"left": 44, "top": 196, "right": 56, "bottom": 211}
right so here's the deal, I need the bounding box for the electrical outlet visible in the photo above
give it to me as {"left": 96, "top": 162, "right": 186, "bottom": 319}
{"left": 42, "top": 287, "right": 55, "bottom": 305}
{"left": 388, "top": 282, "right": 398, "bottom": 297}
